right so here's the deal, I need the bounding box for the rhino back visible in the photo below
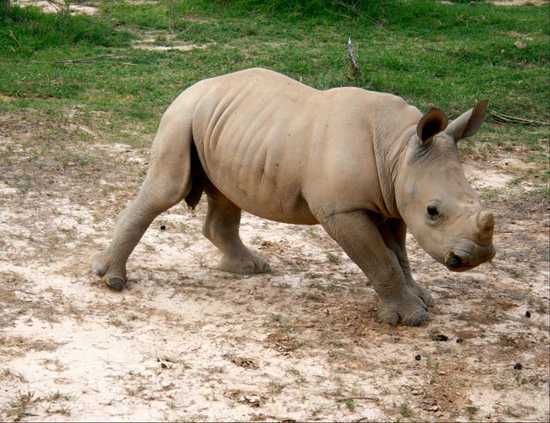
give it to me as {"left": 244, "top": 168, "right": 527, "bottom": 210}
{"left": 187, "top": 68, "right": 418, "bottom": 222}
{"left": 189, "top": 69, "right": 317, "bottom": 223}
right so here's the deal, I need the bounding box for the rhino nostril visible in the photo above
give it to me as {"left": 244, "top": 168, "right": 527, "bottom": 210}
{"left": 447, "top": 253, "right": 462, "bottom": 269}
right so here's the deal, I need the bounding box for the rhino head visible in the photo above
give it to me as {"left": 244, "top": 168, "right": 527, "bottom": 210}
{"left": 395, "top": 101, "right": 495, "bottom": 272}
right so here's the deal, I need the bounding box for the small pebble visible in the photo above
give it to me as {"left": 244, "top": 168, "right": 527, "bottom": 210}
{"left": 415, "top": 354, "right": 422, "bottom": 361}
{"left": 432, "top": 334, "right": 449, "bottom": 342}
{"left": 513, "top": 363, "right": 522, "bottom": 370}
{"left": 525, "top": 311, "right": 531, "bottom": 318}
{"left": 456, "top": 337, "right": 463, "bottom": 344}
{"left": 160, "top": 224, "right": 166, "bottom": 231}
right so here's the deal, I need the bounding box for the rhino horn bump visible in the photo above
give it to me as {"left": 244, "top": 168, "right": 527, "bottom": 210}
{"left": 476, "top": 210, "right": 494, "bottom": 240}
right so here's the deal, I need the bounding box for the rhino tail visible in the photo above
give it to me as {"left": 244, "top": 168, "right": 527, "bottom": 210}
{"left": 184, "top": 140, "right": 207, "bottom": 209}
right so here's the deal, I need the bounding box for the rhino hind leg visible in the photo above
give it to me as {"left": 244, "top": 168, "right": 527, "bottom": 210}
{"left": 202, "top": 188, "right": 271, "bottom": 275}
{"left": 92, "top": 113, "right": 194, "bottom": 290}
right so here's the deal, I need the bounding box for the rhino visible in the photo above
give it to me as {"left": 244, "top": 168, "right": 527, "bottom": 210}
{"left": 92, "top": 68, "right": 495, "bottom": 326}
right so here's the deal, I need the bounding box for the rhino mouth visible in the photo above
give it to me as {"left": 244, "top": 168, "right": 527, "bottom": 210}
{"left": 445, "top": 245, "right": 495, "bottom": 272}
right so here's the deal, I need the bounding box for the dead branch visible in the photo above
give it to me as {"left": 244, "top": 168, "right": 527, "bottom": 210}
{"left": 8, "top": 30, "right": 21, "bottom": 48}
{"left": 490, "top": 110, "right": 549, "bottom": 127}
{"left": 347, "top": 37, "right": 361, "bottom": 78}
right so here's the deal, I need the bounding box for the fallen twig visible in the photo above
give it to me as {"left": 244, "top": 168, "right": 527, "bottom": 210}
{"left": 335, "top": 396, "right": 380, "bottom": 402}
{"left": 490, "top": 110, "right": 550, "bottom": 127}
{"left": 55, "top": 55, "right": 129, "bottom": 64}
{"left": 0, "top": 55, "right": 133, "bottom": 65}
{"left": 347, "top": 37, "right": 361, "bottom": 78}
{"left": 8, "top": 30, "right": 21, "bottom": 48}
{"left": 15, "top": 288, "right": 35, "bottom": 296}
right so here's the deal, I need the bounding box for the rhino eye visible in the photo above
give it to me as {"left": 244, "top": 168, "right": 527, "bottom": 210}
{"left": 427, "top": 205, "right": 439, "bottom": 218}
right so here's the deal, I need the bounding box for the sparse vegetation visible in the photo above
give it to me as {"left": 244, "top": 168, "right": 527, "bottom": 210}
{"left": 0, "top": 368, "right": 27, "bottom": 383}
{"left": 399, "top": 401, "right": 413, "bottom": 418}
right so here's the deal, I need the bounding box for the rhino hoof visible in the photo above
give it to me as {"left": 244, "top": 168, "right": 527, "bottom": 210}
{"left": 377, "top": 307, "right": 400, "bottom": 326}
{"left": 418, "top": 288, "right": 434, "bottom": 307}
{"left": 412, "top": 285, "right": 434, "bottom": 307}
{"left": 105, "top": 276, "right": 126, "bottom": 291}
{"left": 378, "top": 298, "right": 428, "bottom": 326}
{"left": 91, "top": 253, "right": 110, "bottom": 277}
{"left": 219, "top": 254, "right": 271, "bottom": 275}
{"left": 401, "top": 307, "right": 428, "bottom": 326}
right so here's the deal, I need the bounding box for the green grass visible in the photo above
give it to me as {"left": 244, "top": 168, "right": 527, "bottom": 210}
{"left": 0, "top": 4, "right": 132, "bottom": 56}
{"left": 344, "top": 398, "right": 356, "bottom": 412}
{"left": 0, "top": 0, "right": 548, "bottom": 154}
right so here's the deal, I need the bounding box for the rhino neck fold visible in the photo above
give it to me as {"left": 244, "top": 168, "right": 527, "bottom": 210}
{"left": 373, "top": 125, "right": 412, "bottom": 219}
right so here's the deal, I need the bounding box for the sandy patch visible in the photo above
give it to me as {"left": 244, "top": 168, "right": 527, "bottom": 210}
{"left": 131, "top": 32, "right": 211, "bottom": 52}
{"left": 491, "top": 0, "right": 548, "bottom": 5}
{"left": 0, "top": 111, "right": 548, "bottom": 422}
{"left": 14, "top": 0, "right": 98, "bottom": 15}
{"left": 464, "top": 162, "right": 514, "bottom": 190}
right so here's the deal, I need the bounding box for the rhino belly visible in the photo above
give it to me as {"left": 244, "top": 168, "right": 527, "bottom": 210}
{"left": 190, "top": 74, "right": 320, "bottom": 225}
{"left": 196, "top": 130, "right": 318, "bottom": 225}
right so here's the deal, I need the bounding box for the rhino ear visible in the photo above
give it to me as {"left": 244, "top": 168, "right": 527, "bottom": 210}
{"left": 445, "top": 100, "right": 488, "bottom": 142}
{"left": 417, "top": 108, "right": 449, "bottom": 144}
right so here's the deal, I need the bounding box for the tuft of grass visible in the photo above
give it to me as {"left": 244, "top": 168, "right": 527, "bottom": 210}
{"left": 6, "top": 391, "right": 36, "bottom": 422}
{"left": 399, "top": 401, "right": 413, "bottom": 418}
{"left": 45, "top": 391, "right": 71, "bottom": 402}
{"left": 465, "top": 405, "right": 480, "bottom": 417}
{"left": 344, "top": 398, "right": 356, "bottom": 412}
{"left": 0, "top": 368, "right": 27, "bottom": 382}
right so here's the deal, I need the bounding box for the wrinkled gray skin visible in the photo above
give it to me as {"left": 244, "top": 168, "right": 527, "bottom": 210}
{"left": 92, "top": 68, "right": 495, "bottom": 326}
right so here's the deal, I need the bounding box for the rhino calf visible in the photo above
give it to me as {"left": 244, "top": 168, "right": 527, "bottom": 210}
{"left": 92, "top": 68, "right": 495, "bottom": 326}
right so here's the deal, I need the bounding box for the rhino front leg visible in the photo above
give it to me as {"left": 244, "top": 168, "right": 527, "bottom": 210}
{"left": 379, "top": 219, "right": 434, "bottom": 307}
{"left": 202, "top": 189, "right": 271, "bottom": 274}
{"left": 319, "top": 210, "right": 428, "bottom": 326}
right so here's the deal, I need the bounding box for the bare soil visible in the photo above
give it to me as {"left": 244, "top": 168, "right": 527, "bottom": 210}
{"left": 131, "top": 32, "right": 210, "bottom": 52}
{"left": 13, "top": 0, "right": 99, "bottom": 15}
{"left": 0, "top": 109, "right": 548, "bottom": 422}
{"left": 491, "top": 0, "right": 549, "bottom": 6}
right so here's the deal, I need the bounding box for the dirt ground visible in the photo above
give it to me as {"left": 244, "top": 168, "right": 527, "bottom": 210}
{"left": 0, "top": 105, "right": 548, "bottom": 423}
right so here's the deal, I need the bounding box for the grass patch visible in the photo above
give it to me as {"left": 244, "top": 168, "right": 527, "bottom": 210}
{"left": 0, "top": 0, "right": 548, "bottom": 156}
{"left": 0, "top": 5, "right": 132, "bottom": 57}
